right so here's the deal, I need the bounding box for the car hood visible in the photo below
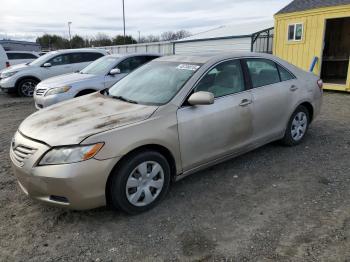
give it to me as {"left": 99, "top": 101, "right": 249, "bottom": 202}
{"left": 40, "top": 73, "right": 100, "bottom": 87}
{"left": 1, "top": 63, "right": 30, "bottom": 73}
{"left": 19, "top": 92, "right": 158, "bottom": 146}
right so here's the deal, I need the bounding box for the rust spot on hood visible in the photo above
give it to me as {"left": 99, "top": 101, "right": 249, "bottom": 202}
{"left": 33, "top": 115, "right": 65, "bottom": 127}
{"left": 94, "top": 118, "right": 121, "bottom": 129}
{"left": 56, "top": 117, "right": 81, "bottom": 127}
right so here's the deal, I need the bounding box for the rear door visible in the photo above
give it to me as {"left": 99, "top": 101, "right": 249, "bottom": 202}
{"left": 177, "top": 59, "right": 254, "bottom": 171}
{"left": 243, "top": 58, "right": 298, "bottom": 144}
{"left": 72, "top": 52, "right": 105, "bottom": 72}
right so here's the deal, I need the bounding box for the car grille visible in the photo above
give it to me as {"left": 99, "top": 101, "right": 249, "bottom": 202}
{"left": 11, "top": 144, "right": 37, "bottom": 167}
{"left": 35, "top": 89, "right": 46, "bottom": 96}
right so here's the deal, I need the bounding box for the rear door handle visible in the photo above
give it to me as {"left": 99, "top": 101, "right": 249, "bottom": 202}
{"left": 239, "top": 99, "right": 252, "bottom": 107}
{"left": 290, "top": 85, "right": 298, "bottom": 91}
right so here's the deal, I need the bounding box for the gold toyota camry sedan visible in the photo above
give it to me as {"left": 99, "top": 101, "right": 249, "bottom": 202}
{"left": 10, "top": 52, "right": 323, "bottom": 214}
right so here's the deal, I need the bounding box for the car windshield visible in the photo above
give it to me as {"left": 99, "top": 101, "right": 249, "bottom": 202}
{"left": 80, "top": 56, "right": 119, "bottom": 75}
{"left": 107, "top": 61, "right": 201, "bottom": 105}
{"left": 29, "top": 52, "right": 58, "bottom": 66}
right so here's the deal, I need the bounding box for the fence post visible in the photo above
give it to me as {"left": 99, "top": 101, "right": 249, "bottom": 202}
{"left": 266, "top": 29, "right": 270, "bottom": 54}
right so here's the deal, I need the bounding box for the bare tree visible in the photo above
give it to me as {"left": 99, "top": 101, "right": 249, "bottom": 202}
{"left": 161, "top": 30, "right": 191, "bottom": 41}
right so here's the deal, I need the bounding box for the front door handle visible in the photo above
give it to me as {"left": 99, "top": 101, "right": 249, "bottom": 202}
{"left": 290, "top": 85, "right": 298, "bottom": 91}
{"left": 239, "top": 99, "right": 252, "bottom": 107}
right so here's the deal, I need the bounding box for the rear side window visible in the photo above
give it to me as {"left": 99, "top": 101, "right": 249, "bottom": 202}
{"left": 142, "top": 56, "right": 159, "bottom": 63}
{"left": 82, "top": 52, "right": 104, "bottom": 62}
{"left": 69, "top": 52, "right": 104, "bottom": 63}
{"left": 278, "top": 64, "right": 295, "bottom": 81}
{"left": 7, "top": 53, "right": 37, "bottom": 59}
{"left": 194, "top": 59, "right": 245, "bottom": 98}
{"left": 245, "top": 59, "right": 280, "bottom": 88}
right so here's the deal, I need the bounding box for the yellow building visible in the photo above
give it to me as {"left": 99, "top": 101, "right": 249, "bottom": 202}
{"left": 274, "top": 0, "right": 350, "bottom": 92}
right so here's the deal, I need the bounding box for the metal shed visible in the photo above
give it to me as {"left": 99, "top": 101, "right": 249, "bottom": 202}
{"left": 174, "top": 20, "right": 274, "bottom": 55}
{"left": 0, "top": 40, "right": 41, "bottom": 52}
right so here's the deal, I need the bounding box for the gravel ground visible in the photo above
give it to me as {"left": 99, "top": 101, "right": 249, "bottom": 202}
{"left": 0, "top": 91, "right": 350, "bottom": 262}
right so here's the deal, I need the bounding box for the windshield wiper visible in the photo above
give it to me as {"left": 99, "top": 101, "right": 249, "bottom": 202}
{"left": 111, "top": 95, "right": 138, "bottom": 104}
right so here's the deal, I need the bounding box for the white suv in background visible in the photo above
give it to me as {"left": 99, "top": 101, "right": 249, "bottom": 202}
{"left": 0, "top": 48, "right": 107, "bottom": 96}
{"left": 34, "top": 53, "right": 160, "bottom": 109}
{"left": 6, "top": 51, "right": 39, "bottom": 66}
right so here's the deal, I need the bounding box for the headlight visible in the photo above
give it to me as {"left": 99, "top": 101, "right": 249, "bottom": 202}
{"left": 1, "top": 71, "right": 18, "bottom": 79}
{"left": 38, "top": 143, "right": 104, "bottom": 166}
{"left": 45, "top": 86, "right": 71, "bottom": 96}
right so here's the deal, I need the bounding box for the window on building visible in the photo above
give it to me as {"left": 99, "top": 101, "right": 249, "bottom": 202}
{"left": 288, "top": 23, "right": 303, "bottom": 41}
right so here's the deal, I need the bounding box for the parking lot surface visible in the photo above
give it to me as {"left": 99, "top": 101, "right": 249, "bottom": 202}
{"left": 0, "top": 92, "right": 349, "bottom": 261}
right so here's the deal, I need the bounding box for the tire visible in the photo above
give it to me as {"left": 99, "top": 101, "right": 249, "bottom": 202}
{"left": 108, "top": 150, "right": 171, "bottom": 214}
{"left": 281, "top": 105, "right": 310, "bottom": 146}
{"left": 17, "top": 78, "right": 39, "bottom": 97}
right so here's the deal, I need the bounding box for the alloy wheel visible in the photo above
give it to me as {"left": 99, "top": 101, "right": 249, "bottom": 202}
{"left": 20, "top": 80, "right": 37, "bottom": 97}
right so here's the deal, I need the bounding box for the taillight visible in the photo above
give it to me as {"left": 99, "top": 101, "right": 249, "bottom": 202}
{"left": 317, "top": 79, "right": 323, "bottom": 90}
{"left": 5, "top": 61, "right": 10, "bottom": 68}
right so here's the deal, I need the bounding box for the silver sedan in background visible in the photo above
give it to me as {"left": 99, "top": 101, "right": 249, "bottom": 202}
{"left": 10, "top": 52, "right": 322, "bottom": 214}
{"left": 34, "top": 53, "right": 160, "bottom": 109}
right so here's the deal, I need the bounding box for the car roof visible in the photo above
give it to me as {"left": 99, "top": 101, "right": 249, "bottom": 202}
{"left": 6, "top": 51, "right": 37, "bottom": 53}
{"left": 156, "top": 52, "right": 276, "bottom": 64}
{"left": 51, "top": 48, "right": 107, "bottom": 54}
{"left": 108, "top": 53, "right": 161, "bottom": 59}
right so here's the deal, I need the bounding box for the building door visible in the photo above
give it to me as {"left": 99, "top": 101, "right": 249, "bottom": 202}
{"left": 321, "top": 17, "right": 350, "bottom": 86}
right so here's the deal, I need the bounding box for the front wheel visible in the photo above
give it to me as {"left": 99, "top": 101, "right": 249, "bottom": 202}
{"left": 17, "top": 78, "right": 39, "bottom": 97}
{"left": 108, "top": 151, "right": 171, "bottom": 214}
{"left": 281, "top": 105, "right": 310, "bottom": 146}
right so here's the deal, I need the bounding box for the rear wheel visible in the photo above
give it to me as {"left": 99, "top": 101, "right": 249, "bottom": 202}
{"left": 281, "top": 105, "right": 310, "bottom": 146}
{"left": 108, "top": 150, "right": 171, "bottom": 214}
{"left": 17, "top": 78, "right": 39, "bottom": 97}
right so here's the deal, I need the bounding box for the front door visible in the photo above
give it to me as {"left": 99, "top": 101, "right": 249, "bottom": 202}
{"left": 104, "top": 74, "right": 126, "bottom": 88}
{"left": 177, "top": 59, "right": 254, "bottom": 171}
{"left": 41, "top": 53, "right": 74, "bottom": 79}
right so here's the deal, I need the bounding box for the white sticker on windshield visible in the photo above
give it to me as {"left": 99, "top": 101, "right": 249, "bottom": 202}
{"left": 177, "top": 64, "right": 200, "bottom": 71}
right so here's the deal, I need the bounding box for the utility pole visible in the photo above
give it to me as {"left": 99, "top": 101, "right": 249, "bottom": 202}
{"left": 122, "top": 0, "right": 126, "bottom": 45}
{"left": 68, "top": 21, "right": 72, "bottom": 48}
{"left": 138, "top": 31, "right": 141, "bottom": 43}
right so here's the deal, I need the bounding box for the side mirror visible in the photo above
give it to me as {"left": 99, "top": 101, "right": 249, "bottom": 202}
{"left": 43, "top": 63, "right": 52, "bottom": 68}
{"left": 109, "top": 68, "right": 121, "bottom": 75}
{"left": 188, "top": 91, "right": 214, "bottom": 106}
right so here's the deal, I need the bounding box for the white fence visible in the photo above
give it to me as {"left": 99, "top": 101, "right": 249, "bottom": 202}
{"left": 100, "top": 41, "right": 174, "bottom": 55}
{"left": 99, "top": 33, "right": 273, "bottom": 56}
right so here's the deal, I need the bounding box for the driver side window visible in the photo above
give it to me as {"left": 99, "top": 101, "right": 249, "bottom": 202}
{"left": 47, "top": 54, "right": 70, "bottom": 66}
{"left": 194, "top": 60, "right": 245, "bottom": 98}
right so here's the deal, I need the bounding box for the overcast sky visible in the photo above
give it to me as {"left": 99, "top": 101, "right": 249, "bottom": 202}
{"left": 0, "top": 0, "right": 292, "bottom": 41}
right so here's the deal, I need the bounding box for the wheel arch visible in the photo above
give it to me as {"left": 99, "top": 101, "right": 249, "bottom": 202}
{"left": 15, "top": 75, "right": 41, "bottom": 89}
{"left": 75, "top": 88, "right": 99, "bottom": 97}
{"left": 105, "top": 143, "right": 178, "bottom": 205}
{"left": 299, "top": 101, "right": 314, "bottom": 123}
